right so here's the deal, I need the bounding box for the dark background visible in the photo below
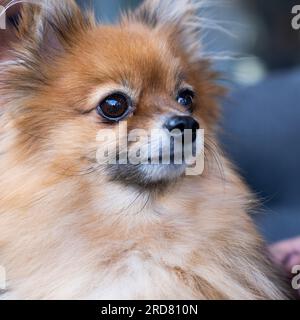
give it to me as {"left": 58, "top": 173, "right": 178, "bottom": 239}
{"left": 78, "top": 0, "right": 300, "bottom": 243}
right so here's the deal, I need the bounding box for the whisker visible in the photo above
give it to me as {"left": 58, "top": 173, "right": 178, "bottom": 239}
{"left": 204, "top": 134, "right": 226, "bottom": 183}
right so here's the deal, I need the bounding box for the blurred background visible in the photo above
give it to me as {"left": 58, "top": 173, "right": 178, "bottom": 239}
{"left": 75, "top": 1, "right": 300, "bottom": 242}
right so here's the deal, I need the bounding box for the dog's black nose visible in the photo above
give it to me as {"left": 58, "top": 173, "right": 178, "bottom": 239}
{"left": 165, "top": 116, "right": 199, "bottom": 141}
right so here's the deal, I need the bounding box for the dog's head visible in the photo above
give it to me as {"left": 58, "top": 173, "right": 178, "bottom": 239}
{"left": 0, "top": 0, "right": 223, "bottom": 193}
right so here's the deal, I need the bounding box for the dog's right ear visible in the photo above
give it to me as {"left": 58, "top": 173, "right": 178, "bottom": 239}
{"left": 0, "top": 2, "right": 20, "bottom": 61}
{"left": 0, "top": 0, "right": 95, "bottom": 98}
{"left": 14, "top": 0, "right": 95, "bottom": 53}
{"left": 0, "top": 0, "right": 95, "bottom": 66}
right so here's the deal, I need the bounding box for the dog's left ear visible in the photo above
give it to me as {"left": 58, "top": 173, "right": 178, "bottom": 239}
{"left": 123, "top": 0, "right": 202, "bottom": 63}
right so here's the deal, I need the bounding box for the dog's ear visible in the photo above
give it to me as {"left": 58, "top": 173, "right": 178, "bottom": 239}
{"left": 0, "top": 2, "right": 21, "bottom": 61}
{"left": 15, "top": 0, "right": 95, "bottom": 51}
{"left": 0, "top": 0, "right": 94, "bottom": 68}
{"left": 0, "top": 0, "right": 95, "bottom": 96}
{"left": 123, "top": 0, "right": 202, "bottom": 63}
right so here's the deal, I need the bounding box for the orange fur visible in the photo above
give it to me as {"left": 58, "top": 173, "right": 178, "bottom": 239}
{"left": 0, "top": 0, "right": 291, "bottom": 299}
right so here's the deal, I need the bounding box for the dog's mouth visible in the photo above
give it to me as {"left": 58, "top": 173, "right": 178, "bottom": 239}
{"left": 107, "top": 162, "right": 187, "bottom": 189}
{"left": 99, "top": 129, "right": 203, "bottom": 189}
{"left": 106, "top": 145, "right": 197, "bottom": 189}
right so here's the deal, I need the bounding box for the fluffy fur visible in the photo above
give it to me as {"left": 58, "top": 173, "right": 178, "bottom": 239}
{"left": 0, "top": 0, "right": 291, "bottom": 299}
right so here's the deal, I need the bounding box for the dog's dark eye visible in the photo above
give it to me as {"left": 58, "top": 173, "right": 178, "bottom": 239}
{"left": 177, "top": 89, "right": 195, "bottom": 110}
{"left": 97, "top": 93, "right": 131, "bottom": 121}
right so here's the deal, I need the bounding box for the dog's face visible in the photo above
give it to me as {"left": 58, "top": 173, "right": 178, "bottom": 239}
{"left": 0, "top": 0, "right": 222, "bottom": 191}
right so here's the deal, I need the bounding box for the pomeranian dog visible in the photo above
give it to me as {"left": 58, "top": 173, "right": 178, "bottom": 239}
{"left": 0, "top": 0, "right": 292, "bottom": 299}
